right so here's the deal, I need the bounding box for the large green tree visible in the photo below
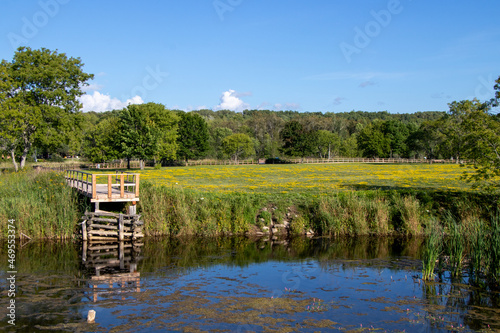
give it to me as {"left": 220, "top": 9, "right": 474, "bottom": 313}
{"left": 440, "top": 99, "right": 487, "bottom": 162}
{"left": 83, "top": 116, "right": 121, "bottom": 163}
{"left": 315, "top": 130, "right": 340, "bottom": 159}
{"left": 148, "top": 103, "right": 179, "bottom": 163}
{"left": 222, "top": 133, "right": 255, "bottom": 161}
{"left": 461, "top": 106, "right": 500, "bottom": 191}
{"left": 458, "top": 78, "right": 500, "bottom": 191}
{"left": 208, "top": 126, "right": 233, "bottom": 159}
{"left": 0, "top": 47, "right": 93, "bottom": 170}
{"left": 177, "top": 112, "right": 210, "bottom": 161}
{"left": 118, "top": 103, "right": 160, "bottom": 169}
{"left": 279, "top": 120, "right": 315, "bottom": 158}
{"left": 357, "top": 122, "right": 389, "bottom": 158}
{"left": 407, "top": 120, "right": 445, "bottom": 159}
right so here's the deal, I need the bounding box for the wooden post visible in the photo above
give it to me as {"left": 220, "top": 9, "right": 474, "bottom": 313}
{"left": 107, "top": 175, "right": 112, "bottom": 199}
{"left": 92, "top": 174, "right": 97, "bottom": 199}
{"left": 82, "top": 220, "right": 88, "bottom": 241}
{"left": 128, "top": 203, "right": 136, "bottom": 215}
{"left": 135, "top": 174, "right": 140, "bottom": 197}
{"left": 119, "top": 241, "right": 125, "bottom": 269}
{"left": 120, "top": 174, "right": 124, "bottom": 198}
{"left": 118, "top": 213, "right": 124, "bottom": 241}
{"left": 82, "top": 240, "right": 87, "bottom": 261}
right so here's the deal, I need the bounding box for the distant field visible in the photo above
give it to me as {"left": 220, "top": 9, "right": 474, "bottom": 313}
{"left": 138, "top": 163, "right": 471, "bottom": 194}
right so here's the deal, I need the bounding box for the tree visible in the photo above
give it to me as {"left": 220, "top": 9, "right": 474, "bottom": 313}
{"left": 407, "top": 120, "right": 444, "bottom": 159}
{"left": 222, "top": 133, "right": 255, "bottom": 161}
{"left": 83, "top": 116, "right": 121, "bottom": 163}
{"left": 458, "top": 78, "right": 500, "bottom": 191}
{"left": 209, "top": 126, "right": 233, "bottom": 159}
{"left": 279, "top": 120, "right": 315, "bottom": 158}
{"left": 315, "top": 130, "right": 340, "bottom": 159}
{"left": 148, "top": 103, "right": 179, "bottom": 163}
{"left": 118, "top": 103, "right": 160, "bottom": 169}
{"left": 0, "top": 47, "right": 93, "bottom": 171}
{"left": 440, "top": 99, "right": 486, "bottom": 162}
{"left": 381, "top": 120, "right": 410, "bottom": 158}
{"left": 357, "top": 122, "right": 390, "bottom": 158}
{"left": 177, "top": 112, "right": 210, "bottom": 161}
{"left": 461, "top": 107, "right": 500, "bottom": 191}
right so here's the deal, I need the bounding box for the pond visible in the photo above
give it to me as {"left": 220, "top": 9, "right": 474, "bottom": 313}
{"left": 1, "top": 236, "right": 499, "bottom": 332}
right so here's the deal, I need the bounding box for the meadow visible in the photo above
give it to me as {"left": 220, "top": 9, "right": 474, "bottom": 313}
{"left": 138, "top": 163, "right": 471, "bottom": 194}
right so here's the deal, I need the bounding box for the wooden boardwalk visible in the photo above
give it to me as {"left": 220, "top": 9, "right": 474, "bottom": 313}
{"left": 65, "top": 170, "right": 140, "bottom": 203}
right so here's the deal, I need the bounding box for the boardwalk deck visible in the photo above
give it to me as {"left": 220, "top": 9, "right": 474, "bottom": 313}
{"left": 65, "top": 170, "right": 139, "bottom": 203}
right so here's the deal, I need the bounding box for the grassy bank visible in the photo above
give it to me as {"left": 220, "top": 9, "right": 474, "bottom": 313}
{"left": 139, "top": 180, "right": 499, "bottom": 237}
{"left": 0, "top": 170, "right": 82, "bottom": 239}
{"left": 0, "top": 166, "right": 498, "bottom": 239}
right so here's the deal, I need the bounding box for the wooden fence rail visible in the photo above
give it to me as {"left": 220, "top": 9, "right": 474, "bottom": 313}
{"left": 184, "top": 158, "right": 460, "bottom": 166}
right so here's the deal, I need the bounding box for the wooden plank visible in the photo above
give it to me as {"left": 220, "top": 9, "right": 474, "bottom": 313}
{"left": 91, "top": 272, "right": 140, "bottom": 281}
{"left": 88, "top": 243, "right": 133, "bottom": 251}
{"left": 88, "top": 230, "right": 133, "bottom": 237}
{"left": 89, "top": 216, "right": 118, "bottom": 221}
{"left": 89, "top": 224, "right": 118, "bottom": 230}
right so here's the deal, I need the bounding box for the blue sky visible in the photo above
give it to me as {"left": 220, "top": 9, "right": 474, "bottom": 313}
{"left": 1, "top": 0, "right": 499, "bottom": 113}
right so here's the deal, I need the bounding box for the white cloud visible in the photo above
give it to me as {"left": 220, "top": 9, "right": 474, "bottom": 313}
{"left": 79, "top": 91, "right": 144, "bottom": 112}
{"left": 215, "top": 89, "right": 250, "bottom": 112}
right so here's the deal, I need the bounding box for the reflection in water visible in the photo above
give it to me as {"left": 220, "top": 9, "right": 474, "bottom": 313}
{"left": 0, "top": 236, "right": 498, "bottom": 332}
{"left": 81, "top": 241, "right": 143, "bottom": 303}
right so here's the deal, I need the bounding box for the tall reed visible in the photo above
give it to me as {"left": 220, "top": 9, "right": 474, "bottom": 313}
{"left": 422, "top": 221, "right": 442, "bottom": 281}
{"left": 468, "top": 219, "right": 487, "bottom": 284}
{"left": 392, "top": 193, "right": 423, "bottom": 235}
{"left": 488, "top": 214, "right": 500, "bottom": 285}
{"left": 0, "top": 170, "right": 80, "bottom": 239}
{"left": 445, "top": 216, "right": 465, "bottom": 278}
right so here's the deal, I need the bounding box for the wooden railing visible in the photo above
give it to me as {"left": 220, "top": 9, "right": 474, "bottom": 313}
{"left": 185, "top": 158, "right": 460, "bottom": 166}
{"left": 65, "top": 170, "right": 140, "bottom": 202}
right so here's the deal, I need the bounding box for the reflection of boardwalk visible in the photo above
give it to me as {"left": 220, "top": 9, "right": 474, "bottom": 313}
{"left": 82, "top": 241, "right": 143, "bottom": 302}
{"left": 65, "top": 170, "right": 139, "bottom": 203}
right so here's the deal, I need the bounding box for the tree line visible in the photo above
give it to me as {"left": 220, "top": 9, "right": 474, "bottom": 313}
{"left": 1, "top": 47, "right": 500, "bottom": 191}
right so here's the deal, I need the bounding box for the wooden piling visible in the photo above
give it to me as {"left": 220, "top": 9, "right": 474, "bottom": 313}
{"left": 118, "top": 213, "right": 124, "bottom": 241}
{"left": 82, "top": 220, "right": 88, "bottom": 241}
{"left": 81, "top": 211, "right": 144, "bottom": 241}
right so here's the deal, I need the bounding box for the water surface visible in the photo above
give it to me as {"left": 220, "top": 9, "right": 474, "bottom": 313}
{"left": 1, "top": 236, "right": 499, "bottom": 332}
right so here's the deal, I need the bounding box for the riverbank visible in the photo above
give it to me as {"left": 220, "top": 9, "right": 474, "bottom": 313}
{"left": 0, "top": 170, "right": 498, "bottom": 239}
{"left": 139, "top": 180, "right": 499, "bottom": 237}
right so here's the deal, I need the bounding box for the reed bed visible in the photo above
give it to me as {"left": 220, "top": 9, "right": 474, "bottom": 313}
{"left": 0, "top": 170, "right": 81, "bottom": 239}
